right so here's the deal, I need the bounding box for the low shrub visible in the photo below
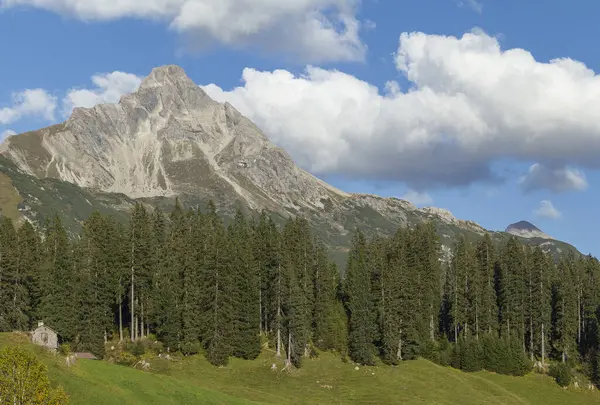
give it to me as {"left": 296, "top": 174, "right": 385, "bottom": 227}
{"left": 550, "top": 363, "right": 572, "bottom": 387}
{"left": 59, "top": 343, "right": 71, "bottom": 356}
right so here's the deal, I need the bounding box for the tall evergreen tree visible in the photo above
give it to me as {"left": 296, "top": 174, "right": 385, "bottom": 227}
{"left": 475, "top": 234, "right": 498, "bottom": 336}
{"left": 345, "top": 230, "right": 376, "bottom": 365}
{"left": 0, "top": 217, "right": 18, "bottom": 331}
{"left": 201, "top": 202, "right": 233, "bottom": 366}
{"left": 229, "top": 209, "right": 261, "bottom": 360}
{"left": 16, "top": 221, "right": 40, "bottom": 330}
{"left": 553, "top": 254, "right": 578, "bottom": 363}
{"left": 38, "top": 215, "right": 78, "bottom": 341}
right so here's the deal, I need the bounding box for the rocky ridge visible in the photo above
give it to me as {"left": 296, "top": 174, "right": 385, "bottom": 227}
{"left": 0, "top": 65, "right": 579, "bottom": 262}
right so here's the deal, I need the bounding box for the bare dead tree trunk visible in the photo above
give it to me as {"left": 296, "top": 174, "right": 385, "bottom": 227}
{"left": 130, "top": 228, "right": 135, "bottom": 342}
{"left": 577, "top": 290, "right": 581, "bottom": 344}
{"left": 397, "top": 329, "right": 403, "bottom": 361}
{"left": 530, "top": 315, "right": 534, "bottom": 362}
{"left": 12, "top": 250, "right": 19, "bottom": 320}
{"left": 287, "top": 331, "right": 292, "bottom": 365}
{"left": 141, "top": 299, "right": 145, "bottom": 339}
{"left": 464, "top": 274, "right": 468, "bottom": 339}
{"left": 276, "top": 263, "right": 282, "bottom": 357}
{"left": 475, "top": 300, "right": 479, "bottom": 340}
{"left": 430, "top": 311, "right": 435, "bottom": 341}
{"left": 135, "top": 297, "right": 140, "bottom": 340}
{"left": 119, "top": 295, "right": 123, "bottom": 342}
{"left": 541, "top": 322, "right": 545, "bottom": 366}
{"left": 259, "top": 288, "right": 262, "bottom": 334}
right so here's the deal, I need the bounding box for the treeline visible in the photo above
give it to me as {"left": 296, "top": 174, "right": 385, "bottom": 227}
{"left": 1, "top": 203, "right": 600, "bottom": 384}
{"left": 0, "top": 202, "right": 346, "bottom": 367}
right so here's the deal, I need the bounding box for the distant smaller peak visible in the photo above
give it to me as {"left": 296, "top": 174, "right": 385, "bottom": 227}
{"left": 505, "top": 220, "right": 552, "bottom": 240}
{"left": 505, "top": 220, "right": 541, "bottom": 232}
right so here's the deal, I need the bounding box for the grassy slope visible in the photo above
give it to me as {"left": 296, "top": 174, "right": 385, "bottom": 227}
{"left": 1, "top": 333, "right": 598, "bottom": 405}
{"left": 0, "top": 333, "right": 254, "bottom": 405}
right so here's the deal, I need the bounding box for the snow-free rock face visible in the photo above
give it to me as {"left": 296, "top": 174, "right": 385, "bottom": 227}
{"left": 505, "top": 221, "right": 553, "bottom": 240}
{"left": 4, "top": 64, "right": 577, "bottom": 263}
{"left": 0, "top": 65, "right": 347, "bottom": 212}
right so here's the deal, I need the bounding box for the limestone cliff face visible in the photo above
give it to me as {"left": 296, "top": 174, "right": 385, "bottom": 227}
{"left": 0, "top": 65, "right": 346, "bottom": 213}
{"left": 2, "top": 64, "right": 573, "bottom": 262}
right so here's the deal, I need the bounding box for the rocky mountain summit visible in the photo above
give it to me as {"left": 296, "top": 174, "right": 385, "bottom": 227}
{"left": 505, "top": 221, "right": 553, "bottom": 240}
{"left": 0, "top": 65, "right": 580, "bottom": 262}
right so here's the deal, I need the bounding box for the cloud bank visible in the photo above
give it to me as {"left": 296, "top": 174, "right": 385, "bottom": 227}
{"left": 62, "top": 72, "right": 142, "bottom": 116}
{"left": 519, "top": 163, "right": 588, "bottom": 193}
{"left": 1, "top": 0, "right": 365, "bottom": 63}
{"left": 4, "top": 29, "right": 600, "bottom": 194}
{"left": 0, "top": 89, "right": 56, "bottom": 125}
{"left": 203, "top": 29, "right": 600, "bottom": 190}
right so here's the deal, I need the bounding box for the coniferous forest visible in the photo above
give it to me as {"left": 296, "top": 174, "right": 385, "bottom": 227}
{"left": 2, "top": 201, "right": 600, "bottom": 386}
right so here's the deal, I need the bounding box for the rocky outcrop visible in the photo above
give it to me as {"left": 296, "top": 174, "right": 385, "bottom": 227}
{"left": 1, "top": 65, "right": 346, "bottom": 214}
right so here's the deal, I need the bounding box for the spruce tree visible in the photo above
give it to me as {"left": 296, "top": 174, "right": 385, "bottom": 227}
{"left": 202, "top": 201, "right": 233, "bottom": 366}
{"left": 553, "top": 254, "right": 578, "bottom": 363}
{"left": 17, "top": 221, "right": 41, "bottom": 330}
{"left": 229, "top": 209, "right": 261, "bottom": 360}
{"left": 475, "top": 234, "right": 498, "bottom": 336}
{"left": 380, "top": 229, "right": 404, "bottom": 364}
{"left": 345, "top": 230, "right": 376, "bottom": 365}
{"left": 0, "top": 217, "right": 21, "bottom": 330}
{"left": 38, "top": 215, "right": 78, "bottom": 341}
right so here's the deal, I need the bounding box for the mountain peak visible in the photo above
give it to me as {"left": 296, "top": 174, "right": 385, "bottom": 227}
{"left": 505, "top": 220, "right": 553, "bottom": 240}
{"left": 138, "top": 64, "right": 199, "bottom": 91}
{"left": 145, "top": 64, "right": 188, "bottom": 80}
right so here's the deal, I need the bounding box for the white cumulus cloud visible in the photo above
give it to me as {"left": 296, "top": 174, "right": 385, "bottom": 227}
{"left": 62, "top": 71, "right": 142, "bottom": 115}
{"left": 202, "top": 29, "right": 600, "bottom": 190}
{"left": 518, "top": 163, "right": 588, "bottom": 193}
{"left": 534, "top": 200, "right": 562, "bottom": 219}
{"left": 1, "top": 0, "right": 366, "bottom": 63}
{"left": 400, "top": 190, "right": 433, "bottom": 206}
{"left": 0, "top": 89, "right": 56, "bottom": 125}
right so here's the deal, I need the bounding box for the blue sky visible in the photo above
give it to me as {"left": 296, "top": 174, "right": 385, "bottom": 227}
{"left": 1, "top": 0, "right": 599, "bottom": 255}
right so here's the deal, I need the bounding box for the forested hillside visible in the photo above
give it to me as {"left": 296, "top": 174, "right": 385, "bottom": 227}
{"left": 0, "top": 201, "right": 599, "bottom": 386}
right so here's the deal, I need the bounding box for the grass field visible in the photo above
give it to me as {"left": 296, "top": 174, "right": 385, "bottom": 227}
{"left": 1, "top": 333, "right": 598, "bottom": 404}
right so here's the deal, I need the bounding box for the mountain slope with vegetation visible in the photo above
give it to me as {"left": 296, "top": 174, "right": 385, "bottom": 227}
{"left": 0, "top": 333, "right": 597, "bottom": 405}
{"left": 0, "top": 200, "right": 599, "bottom": 398}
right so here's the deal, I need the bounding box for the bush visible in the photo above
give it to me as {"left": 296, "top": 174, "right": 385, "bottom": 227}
{"left": 0, "top": 346, "right": 70, "bottom": 404}
{"left": 481, "top": 336, "right": 531, "bottom": 376}
{"left": 437, "top": 338, "right": 453, "bottom": 367}
{"left": 442, "top": 335, "right": 533, "bottom": 377}
{"left": 59, "top": 343, "right": 71, "bottom": 356}
{"left": 460, "top": 340, "right": 484, "bottom": 372}
{"left": 181, "top": 341, "right": 201, "bottom": 356}
{"left": 550, "top": 363, "right": 573, "bottom": 387}
{"left": 420, "top": 340, "right": 440, "bottom": 364}
{"left": 115, "top": 351, "right": 137, "bottom": 366}
{"left": 131, "top": 341, "right": 146, "bottom": 357}
{"left": 451, "top": 343, "right": 462, "bottom": 370}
